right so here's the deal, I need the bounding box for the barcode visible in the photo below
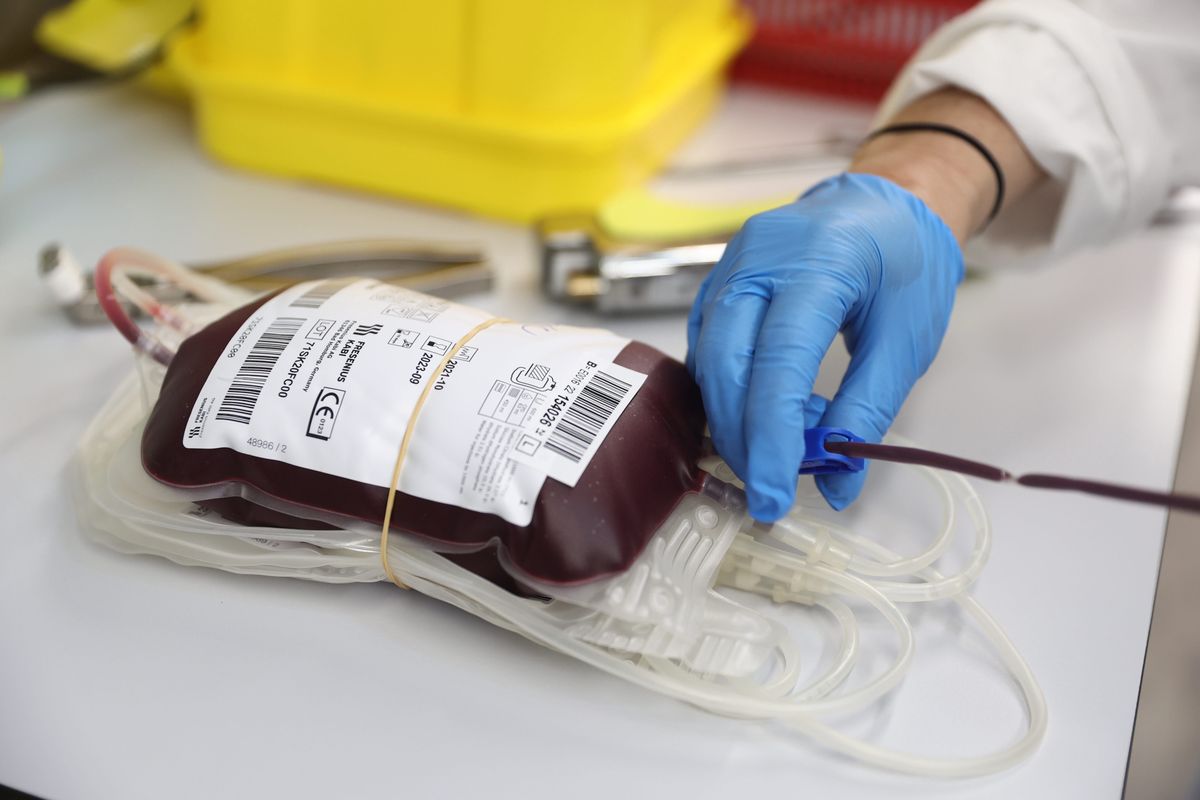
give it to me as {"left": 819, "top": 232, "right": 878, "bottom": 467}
{"left": 289, "top": 279, "right": 350, "bottom": 309}
{"left": 215, "top": 317, "right": 305, "bottom": 424}
{"left": 544, "top": 370, "right": 632, "bottom": 463}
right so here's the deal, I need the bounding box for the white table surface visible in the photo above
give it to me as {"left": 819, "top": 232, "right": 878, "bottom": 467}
{"left": 2, "top": 83, "right": 1198, "bottom": 800}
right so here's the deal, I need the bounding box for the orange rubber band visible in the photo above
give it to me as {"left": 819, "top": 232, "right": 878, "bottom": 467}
{"left": 379, "top": 316, "right": 509, "bottom": 589}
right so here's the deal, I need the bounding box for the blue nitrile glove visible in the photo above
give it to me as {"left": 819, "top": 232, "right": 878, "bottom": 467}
{"left": 686, "top": 173, "right": 963, "bottom": 520}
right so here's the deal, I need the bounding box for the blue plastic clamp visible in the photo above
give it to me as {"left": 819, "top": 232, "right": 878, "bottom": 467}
{"left": 799, "top": 427, "right": 866, "bottom": 475}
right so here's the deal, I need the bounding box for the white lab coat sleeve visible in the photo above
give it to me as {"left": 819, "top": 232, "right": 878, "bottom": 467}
{"left": 875, "top": 0, "right": 1196, "bottom": 266}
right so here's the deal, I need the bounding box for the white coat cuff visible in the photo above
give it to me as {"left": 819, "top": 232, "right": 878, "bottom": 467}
{"left": 875, "top": 0, "right": 1171, "bottom": 265}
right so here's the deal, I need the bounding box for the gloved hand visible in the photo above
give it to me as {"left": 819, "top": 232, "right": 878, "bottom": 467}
{"left": 687, "top": 172, "right": 964, "bottom": 520}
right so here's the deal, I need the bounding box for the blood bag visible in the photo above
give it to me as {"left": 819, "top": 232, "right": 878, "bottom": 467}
{"left": 142, "top": 278, "right": 707, "bottom": 586}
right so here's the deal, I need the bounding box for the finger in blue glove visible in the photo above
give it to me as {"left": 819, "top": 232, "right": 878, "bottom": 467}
{"left": 687, "top": 173, "right": 963, "bottom": 520}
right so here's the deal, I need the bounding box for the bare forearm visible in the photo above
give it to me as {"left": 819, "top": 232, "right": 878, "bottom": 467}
{"left": 850, "top": 88, "right": 1046, "bottom": 244}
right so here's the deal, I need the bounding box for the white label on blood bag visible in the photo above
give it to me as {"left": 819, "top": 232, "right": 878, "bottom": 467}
{"left": 505, "top": 362, "right": 646, "bottom": 487}
{"left": 183, "top": 279, "right": 644, "bottom": 526}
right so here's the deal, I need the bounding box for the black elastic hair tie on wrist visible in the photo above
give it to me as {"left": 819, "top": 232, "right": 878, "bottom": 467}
{"left": 865, "top": 122, "right": 1006, "bottom": 229}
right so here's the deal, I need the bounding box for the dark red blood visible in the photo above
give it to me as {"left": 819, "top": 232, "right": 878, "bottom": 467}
{"left": 141, "top": 294, "right": 708, "bottom": 586}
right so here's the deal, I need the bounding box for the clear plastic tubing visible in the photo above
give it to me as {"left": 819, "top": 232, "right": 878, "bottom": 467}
{"left": 377, "top": 460, "right": 1044, "bottom": 779}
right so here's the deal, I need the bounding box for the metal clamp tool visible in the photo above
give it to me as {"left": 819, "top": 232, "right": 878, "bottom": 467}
{"left": 539, "top": 213, "right": 727, "bottom": 315}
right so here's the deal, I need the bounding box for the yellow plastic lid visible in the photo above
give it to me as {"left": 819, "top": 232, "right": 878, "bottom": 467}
{"left": 38, "top": 0, "right": 194, "bottom": 72}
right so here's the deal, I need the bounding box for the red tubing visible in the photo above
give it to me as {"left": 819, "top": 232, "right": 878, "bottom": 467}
{"left": 828, "top": 439, "right": 1200, "bottom": 515}
{"left": 93, "top": 249, "right": 176, "bottom": 366}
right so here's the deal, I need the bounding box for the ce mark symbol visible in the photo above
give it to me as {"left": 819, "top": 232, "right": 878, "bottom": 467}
{"left": 306, "top": 386, "right": 346, "bottom": 441}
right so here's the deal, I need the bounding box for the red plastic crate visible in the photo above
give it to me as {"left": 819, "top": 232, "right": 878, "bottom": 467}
{"left": 732, "top": 0, "right": 977, "bottom": 101}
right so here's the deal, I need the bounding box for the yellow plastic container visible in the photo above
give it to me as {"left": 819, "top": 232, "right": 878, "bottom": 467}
{"left": 168, "top": 0, "right": 750, "bottom": 222}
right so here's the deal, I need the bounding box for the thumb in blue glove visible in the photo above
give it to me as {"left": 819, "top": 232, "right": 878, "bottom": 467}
{"left": 686, "top": 173, "right": 964, "bottom": 520}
